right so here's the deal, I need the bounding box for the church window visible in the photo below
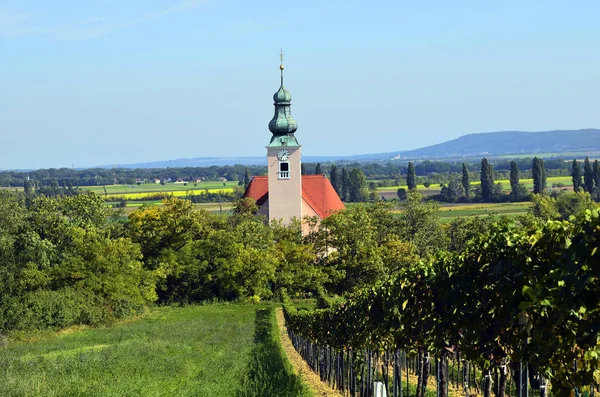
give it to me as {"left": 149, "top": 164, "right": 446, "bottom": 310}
{"left": 279, "top": 162, "right": 290, "bottom": 179}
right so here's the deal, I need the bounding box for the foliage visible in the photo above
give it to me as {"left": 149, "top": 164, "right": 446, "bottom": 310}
{"left": 406, "top": 162, "right": 416, "bottom": 191}
{"left": 584, "top": 156, "right": 594, "bottom": 193}
{"left": 480, "top": 157, "right": 494, "bottom": 201}
{"left": 347, "top": 168, "right": 368, "bottom": 202}
{"left": 283, "top": 212, "right": 600, "bottom": 396}
{"left": 462, "top": 163, "right": 470, "bottom": 198}
{"left": 329, "top": 164, "right": 340, "bottom": 197}
{"left": 572, "top": 159, "right": 583, "bottom": 193}
{"left": 0, "top": 192, "right": 156, "bottom": 333}
{"left": 530, "top": 191, "right": 597, "bottom": 221}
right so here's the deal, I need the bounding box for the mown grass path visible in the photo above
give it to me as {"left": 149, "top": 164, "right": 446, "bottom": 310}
{"left": 0, "top": 305, "right": 261, "bottom": 396}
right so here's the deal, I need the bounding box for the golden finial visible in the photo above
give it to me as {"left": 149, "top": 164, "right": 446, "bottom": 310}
{"left": 279, "top": 48, "right": 284, "bottom": 70}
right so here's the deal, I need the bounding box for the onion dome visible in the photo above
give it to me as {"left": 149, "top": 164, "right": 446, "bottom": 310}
{"left": 268, "top": 63, "right": 298, "bottom": 135}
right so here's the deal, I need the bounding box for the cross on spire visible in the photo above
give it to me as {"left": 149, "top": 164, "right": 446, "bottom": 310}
{"left": 279, "top": 48, "right": 284, "bottom": 85}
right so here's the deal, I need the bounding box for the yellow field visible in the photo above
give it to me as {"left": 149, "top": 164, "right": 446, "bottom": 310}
{"left": 105, "top": 188, "right": 234, "bottom": 201}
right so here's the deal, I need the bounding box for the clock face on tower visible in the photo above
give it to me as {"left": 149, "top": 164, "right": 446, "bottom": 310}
{"left": 277, "top": 149, "right": 290, "bottom": 161}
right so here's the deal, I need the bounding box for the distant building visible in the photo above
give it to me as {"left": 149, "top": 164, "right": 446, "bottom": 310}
{"left": 243, "top": 56, "right": 344, "bottom": 233}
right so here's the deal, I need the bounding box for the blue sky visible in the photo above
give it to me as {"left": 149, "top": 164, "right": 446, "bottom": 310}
{"left": 1, "top": 0, "right": 599, "bottom": 169}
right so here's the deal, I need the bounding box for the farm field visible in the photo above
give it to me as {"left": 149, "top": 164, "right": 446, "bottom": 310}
{"left": 376, "top": 176, "right": 573, "bottom": 193}
{"left": 81, "top": 182, "right": 238, "bottom": 201}
{"left": 437, "top": 202, "right": 530, "bottom": 223}
{"left": 84, "top": 181, "right": 240, "bottom": 194}
{"left": 0, "top": 304, "right": 307, "bottom": 397}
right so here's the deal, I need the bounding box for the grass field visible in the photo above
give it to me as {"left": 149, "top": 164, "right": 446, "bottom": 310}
{"left": 0, "top": 304, "right": 308, "bottom": 397}
{"left": 85, "top": 181, "right": 240, "bottom": 194}
{"left": 437, "top": 202, "right": 530, "bottom": 223}
{"left": 376, "top": 176, "right": 573, "bottom": 192}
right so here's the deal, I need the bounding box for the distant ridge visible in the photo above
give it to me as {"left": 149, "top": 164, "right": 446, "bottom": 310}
{"left": 399, "top": 129, "right": 600, "bottom": 158}
{"left": 97, "top": 129, "right": 600, "bottom": 168}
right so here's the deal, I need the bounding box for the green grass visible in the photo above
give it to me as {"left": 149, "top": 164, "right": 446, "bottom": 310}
{"left": 84, "top": 181, "right": 240, "bottom": 195}
{"left": 0, "top": 304, "right": 308, "bottom": 397}
{"left": 237, "top": 308, "right": 311, "bottom": 397}
{"left": 437, "top": 202, "right": 530, "bottom": 223}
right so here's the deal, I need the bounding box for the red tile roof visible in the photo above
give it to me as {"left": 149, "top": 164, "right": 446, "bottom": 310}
{"left": 243, "top": 174, "right": 344, "bottom": 219}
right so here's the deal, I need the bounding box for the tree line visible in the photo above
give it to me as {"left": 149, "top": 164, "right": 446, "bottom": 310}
{"left": 1, "top": 157, "right": 575, "bottom": 189}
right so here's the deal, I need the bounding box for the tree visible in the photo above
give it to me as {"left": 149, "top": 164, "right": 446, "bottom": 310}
{"left": 440, "top": 179, "right": 464, "bottom": 202}
{"left": 396, "top": 188, "right": 407, "bottom": 201}
{"left": 510, "top": 160, "right": 519, "bottom": 195}
{"left": 398, "top": 191, "right": 447, "bottom": 258}
{"left": 540, "top": 158, "right": 547, "bottom": 192}
{"left": 594, "top": 160, "right": 600, "bottom": 197}
{"left": 406, "top": 162, "right": 416, "bottom": 191}
{"left": 243, "top": 167, "right": 251, "bottom": 189}
{"left": 461, "top": 163, "right": 470, "bottom": 198}
{"left": 583, "top": 156, "right": 594, "bottom": 193}
{"left": 341, "top": 168, "right": 349, "bottom": 202}
{"left": 572, "top": 159, "right": 582, "bottom": 193}
{"left": 315, "top": 163, "right": 323, "bottom": 175}
{"left": 480, "top": 158, "right": 494, "bottom": 201}
{"left": 301, "top": 163, "right": 306, "bottom": 175}
{"left": 329, "top": 164, "right": 341, "bottom": 197}
{"left": 532, "top": 157, "right": 543, "bottom": 194}
{"left": 348, "top": 169, "right": 367, "bottom": 202}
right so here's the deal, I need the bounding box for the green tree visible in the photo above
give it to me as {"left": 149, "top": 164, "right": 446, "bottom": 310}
{"left": 406, "top": 162, "right": 416, "bottom": 191}
{"left": 329, "top": 164, "right": 340, "bottom": 196}
{"left": 532, "top": 157, "right": 543, "bottom": 194}
{"left": 572, "top": 159, "right": 582, "bottom": 192}
{"left": 440, "top": 179, "right": 464, "bottom": 202}
{"left": 480, "top": 158, "right": 494, "bottom": 201}
{"left": 315, "top": 163, "right": 323, "bottom": 175}
{"left": 509, "top": 160, "right": 520, "bottom": 196}
{"left": 243, "top": 167, "right": 251, "bottom": 189}
{"left": 398, "top": 191, "right": 447, "bottom": 258}
{"left": 396, "top": 188, "right": 407, "bottom": 200}
{"left": 594, "top": 160, "right": 600, "bottom": 198}
{"left": 348, "top": 168, "right": 367, "bottom": 202}
{"left": 461, "top": 163, "right": 470, "bottom": 198}
{"left": 583, "top": 156, "right": 594, "bottom": 193}
{"left": 341, "top": 168, "right": 349, "bottom": 202}
{"left": 540, "top": 158, "right": 547, "bottom": 191}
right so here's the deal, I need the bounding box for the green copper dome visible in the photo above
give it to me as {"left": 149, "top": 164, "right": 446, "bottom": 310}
{"left": 273, "top": 85, "right": 292, "bottom": 104}
{"left": 268, "top": 64, "right": 298, "bottom": 136}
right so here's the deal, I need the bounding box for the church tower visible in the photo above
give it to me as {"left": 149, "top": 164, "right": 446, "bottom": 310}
{"left": 266, "top": 51, "right": 302, "bottom": 225}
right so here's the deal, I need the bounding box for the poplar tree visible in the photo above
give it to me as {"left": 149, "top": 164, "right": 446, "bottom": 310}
{"left": 532, "top": 157, "right": 542, "bottom": 194}
{"left": 583, "top": 156, "right": 594, "bottom": 193}
{"left": 480, "top": 157, "right": 494, "bottom": 201}
{"left": 341, "top": 167, "right": 349, "bottom": 202}
{"left": 329, "top": 164, "right": 340, "bottom": 196}
{"left": 406, "top": 162, "right": 416, "bottom": 191}
{"left": 462, "top": 163, "right": 470, "bottom": 198}
{"left": 315, "top": 163, "right": 323, "bottom": 175}
{"left": 510, "top": 160, "right": 520, "bottom": 195}
{"left": 594, "top": 160, "right": 600, "bottom": 193}
{"left": 243, "top": 168, "right": 251, "bottom": 189}
{"left": 572, "top": 159, "right": 582, "bottom": 193}
{"left": 540, "top": 159, "right": 547, "bottom": 192}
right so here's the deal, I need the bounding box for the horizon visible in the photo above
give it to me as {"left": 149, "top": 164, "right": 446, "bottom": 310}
{"left": 1, "top": 1, "right": 599, "bottom": 169}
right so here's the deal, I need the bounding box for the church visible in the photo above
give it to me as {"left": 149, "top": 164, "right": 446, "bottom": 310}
{"left": 243, "top": 55, "right": 344, "bottom": 230}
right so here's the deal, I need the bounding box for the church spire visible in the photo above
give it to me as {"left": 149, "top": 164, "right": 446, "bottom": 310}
{"left": 268, "top": 49, "right": 298, "bottom": 138}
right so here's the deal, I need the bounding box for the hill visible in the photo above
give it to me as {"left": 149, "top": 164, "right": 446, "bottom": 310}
{"left": 399, "top": 129, "right": 600, "bottom": 158}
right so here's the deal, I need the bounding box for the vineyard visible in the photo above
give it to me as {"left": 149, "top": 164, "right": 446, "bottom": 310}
{"left": 282, "top": 210, "right": 600, "bottom": 397}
